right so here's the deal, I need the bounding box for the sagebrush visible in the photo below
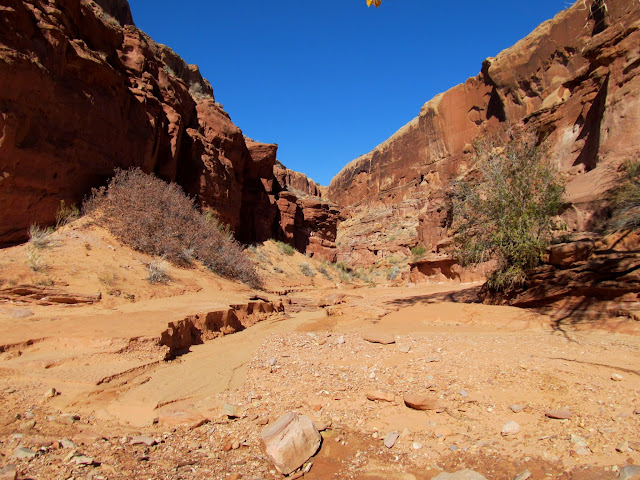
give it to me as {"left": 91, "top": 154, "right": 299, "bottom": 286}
{"left": 451, "top": 138, "right": 564, "bottom": 292}
{"left": 84, "top": 168, "right": 260, "bottom": 287}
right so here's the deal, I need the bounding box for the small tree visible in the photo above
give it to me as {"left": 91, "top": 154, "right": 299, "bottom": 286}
{"left": 451, "top": 138, "right": 565, "bottom": 291}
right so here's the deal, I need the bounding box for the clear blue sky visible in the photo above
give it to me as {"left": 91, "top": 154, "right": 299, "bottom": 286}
{"left": 129, "top": 0, "right": 571, "bottom": 185}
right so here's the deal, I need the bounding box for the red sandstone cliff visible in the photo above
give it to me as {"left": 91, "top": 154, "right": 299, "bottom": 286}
{"left": 0, "top": 0, "right": 340, "bottom": 259}
{"left": 328, "top": 0, "right": 640, "bottom": 266}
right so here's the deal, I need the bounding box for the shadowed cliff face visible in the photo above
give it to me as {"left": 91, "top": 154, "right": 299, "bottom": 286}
{"left": 328, "top": 0, "right": 640, "bottom": 266}
{"left": 0, "top": 0, "right": 340, "bottom": 259}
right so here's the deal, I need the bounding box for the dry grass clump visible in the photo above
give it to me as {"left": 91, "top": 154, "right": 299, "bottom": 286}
{"left": 28, "top": 224, "right": 53, "bottom": 249}
{"left": 84, "top": 168, "right": 260, "bottom": 288}
{"left": 299, "top": 262, "right": 315, "bottom": 277}
{"left": 147, "top": 258, "right": 169, "bottom": 284}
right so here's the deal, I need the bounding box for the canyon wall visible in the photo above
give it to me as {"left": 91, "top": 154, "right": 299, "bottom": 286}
{"left": 0, "top": 0, "right": 340, "bottom": 260}
{"left": 329, "top": 0, "right": 640, "bottom": 266}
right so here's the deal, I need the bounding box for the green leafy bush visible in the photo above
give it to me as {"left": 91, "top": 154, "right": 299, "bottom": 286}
{"left": 452, "top": 139, "right": 564, "bottom": 292}
{"left": 276, "top": 241, "right": 295, "bottom": 256}
{"left": 411, "top": 246, "right": 426, "bottom": 258}
{"left": 84, "top": 168, "right": 260, "bottom": 287}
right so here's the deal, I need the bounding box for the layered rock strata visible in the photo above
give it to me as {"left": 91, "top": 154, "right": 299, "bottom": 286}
{"left": 329, "top": 0, "right": 640, "bottom": 266}
{"left": 0, "top": 0, "right": 340, "bottom": 260}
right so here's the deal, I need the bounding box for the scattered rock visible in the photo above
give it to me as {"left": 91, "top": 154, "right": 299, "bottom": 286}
{"left": 398, "top": 345, "right": 411, "bottom": 353}
{"left": 261, "top": 412, "right": 321, "bottom": 475}
{"left": 130, "top": 435, "right": 157, "bottom": 447}
{"left": 13, "top": 447, "right": 36, "bottom": 459}
{"left": 459, "top": 390, "right": 468, "bottom": 398}
{"left": 404, "top": 394, "right": 440, "bottom": 411}
{"left": 412, "top": 442, "right": 423, "bottom": 450}
{"left": 73, "top": 431, "right": 104, "bottom": 445}
{"left": 619, "top": 465, "right": 640, "bottom": 480}
{"left": 384, "top": 432, "right": 399, "bottom": 448}
{"left": 574, "top": 446, "right": 591, "bottom": 456}
{"left": 60, "top": 439, "right": 77, "bottom": 449}
{"left": 43, "top": 387, "right": 58, "bottom": 398}
{"left": 366, "top": 390, "right": 394, "bottom": 402}
{"left": 611, "top": 373, "right": 624, "bottom": 381}
{"left": 570, "top": 434, "right": 588, "bottom": 448}
{"left": 501, "top": 421, "right": 521, "bottom": 436}
{"left": 312, "top": 419, "right": 331, "bottom": 432}
{"left": 545, "top": 409, "right": 572, "bottom": 419}
{"left": 223, "top": 404, "right": 239, "bottom": 418}
{"left": 317, "top": 293, "right": 346, "bottom": 307}
{"left": 513, "top": 469, "right": 531, "bottom": 480}
{"left": 509, "top": 404, "right": 524, "bottom": 413}
{"left": 433, "top": 470, "right": 488, "bottom": 480}
{"left": 434, "top": 426, "right": 453, "bottom": 438}
{"left": 0, "top": 464, "right": 17, "bottom": 480}
{"left": 362, "top": 333, "right": 395, "bottom": 345}
{"left": 19, "top": 419, "right": 36, "bottom": 432}
{"left": 71, "top": 454, "right": 95, "bottom": 466}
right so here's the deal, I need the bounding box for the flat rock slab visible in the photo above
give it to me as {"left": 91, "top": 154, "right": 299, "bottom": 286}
{"left": 362, "top": 333, "right": 396, "bottom": 345}
{"left": 0, "top": 464, "right": 17, "bottom": 480}
{"left": 433, "top": 470, "right": 488, "bottom": 480}
{"left": 261, "top": 412, "right": 321, "bottom": 475}
{"left": 620, "top": 465, "right": 640, "bottom": 480}
{"left": 545, "top": 409, "right": 572, "bottom": 419}
{"left": 130, "top": 435, "right": 156, "bottom": 446}
{"left": 403, "top": 394, "right": 440, "bottom": 411}
{"left": 366, "top": 390, "right": 394, "bottom": 402}
{"left": 13, "top": 447, "right": 36, "bottom": 459}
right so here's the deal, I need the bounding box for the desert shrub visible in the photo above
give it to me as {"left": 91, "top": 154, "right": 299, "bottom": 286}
{"left": 28, "top": 224, "right": 53, "bottom": 249}
{"left": 411, "top": 246, "right": 426, "bottom": 258}
{"left": 55, "top": 200, "right": 80, "bottom": 228}
{"left": 387, "top": 265, "right": 400, "bottom": 281}
{"left": 317, "top": 263, "right": 333, "bottom": 280}
{"left": 147, "top": 258, "right": 169, "bottom": 284}
{"left": 84, "top": 168, "right": 260, "bottom": 287}
{"left": 451, "top": 138, "right": 564, "bottom": 292}
{"left": 299, "top": 262, "right": 315, "bottom": 277}
{"left": 26, "top": 246, "right": 46, "bottom": 272}
{"left": 609, "top": 159, "right": 640, "bottom": 231}
{"left": 276, "top": 241, "right": 295, "bottom": 256}
{"left": 97, "top": 268, "right": 119, "bottom": 287}
{"left": 189, "top": 82, "right": 213, "bottom": 100}
{"left": 334, "top": 261, "right": 350, "bottom": 272}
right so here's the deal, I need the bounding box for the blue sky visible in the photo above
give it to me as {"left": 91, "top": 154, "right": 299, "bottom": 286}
{"left": 129, "top": 0, "right": 571, "bottom": 185}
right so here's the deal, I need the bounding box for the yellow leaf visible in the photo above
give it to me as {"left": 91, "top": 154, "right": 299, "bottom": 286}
{"left": 366, "top": 0, "right": 374, "bottom": 6}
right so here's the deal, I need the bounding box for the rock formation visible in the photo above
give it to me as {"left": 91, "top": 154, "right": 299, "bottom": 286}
{"left": 480, "top": 231, "right": 640, "bottom": 322}
{"left": 0, "top": 0, "right": 340, "bottom": 259}
{"left": 328, "top": 0, "right": 640, "bottom": 266}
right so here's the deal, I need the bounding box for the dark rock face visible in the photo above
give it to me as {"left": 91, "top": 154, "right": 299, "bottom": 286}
{"left": 0, "top": 0, "right": 341, "bottom": 257}
{"left": 328, "top": 0, "right": 640, "bottom": 266}
{"left": 482, "top": 233, "right": 640, "bottom": 324}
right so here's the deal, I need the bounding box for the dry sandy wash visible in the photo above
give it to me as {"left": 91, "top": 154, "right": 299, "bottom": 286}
{"left": 0, "top": 221, "right": 639, "bottom": 480}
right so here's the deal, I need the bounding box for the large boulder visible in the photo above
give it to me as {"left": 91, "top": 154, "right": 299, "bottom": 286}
{"left": 261, "top": 412, "right": 321, "bottom": 475}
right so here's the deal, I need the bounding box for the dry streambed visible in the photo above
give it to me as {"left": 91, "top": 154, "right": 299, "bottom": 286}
{"left": 0, "top": 290, "right": 639, "bottom": 479}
